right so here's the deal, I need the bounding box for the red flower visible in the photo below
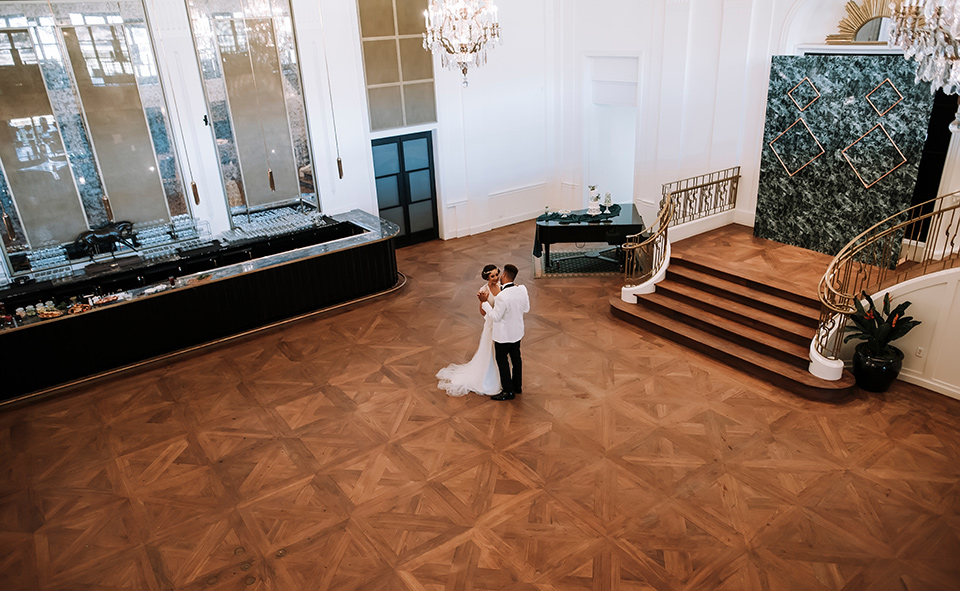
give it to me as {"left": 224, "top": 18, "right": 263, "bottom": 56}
{"left": 891, "top": 314, "right": 898, "bottom": 328}
{"left": 865, "top": 311, "right": 875, "bottom": 320}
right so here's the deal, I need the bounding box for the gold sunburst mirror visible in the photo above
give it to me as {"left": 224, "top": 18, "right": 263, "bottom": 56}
{"left": 826, "top": 0, "right": 898, "bottom": 44}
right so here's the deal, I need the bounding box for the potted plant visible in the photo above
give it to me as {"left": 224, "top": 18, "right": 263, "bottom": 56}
{"left": 844, "top": 291, "right": 922, "bottom": 392}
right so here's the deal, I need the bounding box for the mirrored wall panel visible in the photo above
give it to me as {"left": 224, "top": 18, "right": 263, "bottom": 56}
{"left": 186, "top": 0, "right": 316, "bottom": 219}
{"left": 0, "top": 1, "right": 188, "bottom": 256}
{"left": 0, "top": 28, "right": 89, "bottom": 247}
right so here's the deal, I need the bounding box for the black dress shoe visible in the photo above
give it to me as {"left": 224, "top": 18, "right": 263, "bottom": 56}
{"left": 514, "top": 389, "right": 522, "bottom": 394}
{"left": 491, "top": 392, "right": 515, "bottom": 401}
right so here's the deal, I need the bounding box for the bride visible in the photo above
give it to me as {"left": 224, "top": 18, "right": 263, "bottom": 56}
{"left": 437, "top": 264, "right": 502, "bottom": 396}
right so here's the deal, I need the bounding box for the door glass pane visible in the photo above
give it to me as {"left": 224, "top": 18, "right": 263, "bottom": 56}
{"left": 216, "top": 18, "right": 298, "bottom": 208}
{"left": 62, "top": 25, "right": 168, "bottom": 224}
{"left": 408, "top": 169, "right": 431, "bottom": 202}
{"left": 0, "top": 29, "right": 88, "bottom": 246}
{"left": 408, "top": 200, "right": 434, "bottom": 234}
{"left": 372, "top": 143, "right": 399, "bottom": 176}
{"left": 402, "top": 137, "right": 428, "bottom": 170}
{"left": 375, "top": 175, "right": 399, "bottom": 209}
{"left": 379, "top": 205, "right": 406, "bottom": 236}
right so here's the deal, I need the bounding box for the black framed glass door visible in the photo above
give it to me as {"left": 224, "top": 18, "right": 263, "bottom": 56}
{"left": 372, "top": 132, "right": 438, "bottom": 247}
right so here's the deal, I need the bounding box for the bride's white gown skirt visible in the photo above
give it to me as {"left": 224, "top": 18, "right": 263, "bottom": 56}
{"left": 436, "top": 316, "right": 501, "bottom": 396}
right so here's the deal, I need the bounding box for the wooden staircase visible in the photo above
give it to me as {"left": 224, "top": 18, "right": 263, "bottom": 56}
{"left": 611, "top": 256, "right": 856, "bottom": 402}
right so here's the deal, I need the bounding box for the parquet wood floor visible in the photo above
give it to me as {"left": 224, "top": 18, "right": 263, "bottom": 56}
{"left": 3, "top": 222, "right": 960, "bottom": 591}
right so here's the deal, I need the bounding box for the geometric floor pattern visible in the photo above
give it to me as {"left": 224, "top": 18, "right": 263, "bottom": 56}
{"left": 2, "top": 222, "right": 959, "bottom": 591}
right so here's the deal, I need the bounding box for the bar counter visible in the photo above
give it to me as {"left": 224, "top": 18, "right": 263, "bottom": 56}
{"left": 0, "top": 210, "right": 400, "bottom": 401}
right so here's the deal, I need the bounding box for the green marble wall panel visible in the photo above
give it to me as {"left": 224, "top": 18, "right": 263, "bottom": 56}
{"left": 755, "top": 55, "right": 935, "bottom": 256}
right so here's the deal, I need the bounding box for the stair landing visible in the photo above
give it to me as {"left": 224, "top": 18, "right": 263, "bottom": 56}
{"left": 669, "top": 223, "right": 832, "bottom": 301}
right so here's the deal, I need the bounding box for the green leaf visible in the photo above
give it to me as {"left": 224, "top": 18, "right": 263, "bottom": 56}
{"left": 888, "top": 319, "right": 921, "bottom": 342}
{"left": 889, "top": 301, "right": 912, "bottom": 319}
{"left": 875, "top": 324, "right": 892, "bottom": 347}
{"left": 853, "top": 296, "right": 867, "bottom": 316}
{"left": 882, "top": 293, "right": 891, "bottom": 316}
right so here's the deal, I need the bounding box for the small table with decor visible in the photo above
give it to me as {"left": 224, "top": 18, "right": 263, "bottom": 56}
{"left": 533, "top": 203, "right": 646, "bottom": 270}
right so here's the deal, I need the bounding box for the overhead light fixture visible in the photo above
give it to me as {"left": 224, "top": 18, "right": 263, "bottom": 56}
{"left": 423, "top": 0, "right": 500, "bottom": 87}
{"left": 890, "top": 0, "right": 960, "bottom": 95}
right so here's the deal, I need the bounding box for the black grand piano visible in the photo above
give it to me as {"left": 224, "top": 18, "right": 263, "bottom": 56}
{"left": 534, "top": 203, "right": 646, "bottom": 269}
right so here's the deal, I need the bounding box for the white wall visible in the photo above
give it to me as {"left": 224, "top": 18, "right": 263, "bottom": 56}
{"left": 142, "top": 0, "right": 869, "bottom": 241}
{"left": 555, "top": 0, "right": 850, "bottom": 229}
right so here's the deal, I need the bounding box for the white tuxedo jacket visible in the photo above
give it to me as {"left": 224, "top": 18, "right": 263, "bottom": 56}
{"left": 481, "top": 283, "right": 529, "bottom": 343}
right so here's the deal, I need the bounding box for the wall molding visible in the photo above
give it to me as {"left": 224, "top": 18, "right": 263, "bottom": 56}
{"left": 488, "top": 181, "right": 548, "bottom": 201}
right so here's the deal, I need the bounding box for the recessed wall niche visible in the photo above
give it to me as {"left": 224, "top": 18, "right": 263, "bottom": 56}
{"left": 185, "top": 0, "right": 317, "bottom": 220}
{"left": 0, "top": 1, "right": 188, "bottom": 255}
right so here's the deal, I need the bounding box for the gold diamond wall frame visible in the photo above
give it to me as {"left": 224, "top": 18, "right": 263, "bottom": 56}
{"left": 842, "top": 123, "right": 907, "bottom": 188}
{"left": 787, "top": 77, "right": 821, "bottom": 111}
{"left": 768, "top": 118, "right": 825, "bottom": 177}
{"left": 866, "top": 78, "right": 904, "bottom": 116}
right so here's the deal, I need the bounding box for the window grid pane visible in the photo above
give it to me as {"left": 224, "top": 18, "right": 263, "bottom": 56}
{"left": 358, "top": 0, "right": 435, "bottom": 131}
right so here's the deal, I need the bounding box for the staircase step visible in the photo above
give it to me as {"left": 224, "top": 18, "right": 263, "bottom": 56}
{"left": 671, "top": 257, "right": 821, "bottom": 310}
{"left": 610, "top": 298, "right": 855, "bottom": 402}
{"left": 636, "top": 292, "right": 810, "bottom": 368}
{"left": 654, "top": 279, "right": 816, "bottom": 347}
{"left": 666, "top": 264, "right": 821, "bottom": 328}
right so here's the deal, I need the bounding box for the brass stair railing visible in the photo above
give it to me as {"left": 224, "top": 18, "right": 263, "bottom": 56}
{"left": 667, "top": 166, "right": 740, "bottom": 226}
{"left": 816, "top": 191, "right": 960, "bottom": 360}
{"left": 623, "top": 193, "right": 671, "bottom": 287}
{"left": 623, "top": 167, "right": 741, "bottom": 287}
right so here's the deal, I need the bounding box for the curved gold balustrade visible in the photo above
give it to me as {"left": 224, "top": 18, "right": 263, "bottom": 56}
{"left": 622, "top": 167, "right": 740, "bottom": 289}
{"left": 816, "top": 191, "right": 960, "bottom": 360}
{"left": 623, "top": 193, "right": 672, "bottom": 287}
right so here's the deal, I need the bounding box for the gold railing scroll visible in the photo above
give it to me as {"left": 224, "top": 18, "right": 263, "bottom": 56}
{"left": 623, "top": 193, "right": 671, "bottom": 287}
{"left": 816, "top": 191, "right": 960, "bottom": 359}
{"left": 622, "top": 167, "right": 741, "bottom": 288}
{"left": 666, "top": 166, "right": 740, "bottom": 227}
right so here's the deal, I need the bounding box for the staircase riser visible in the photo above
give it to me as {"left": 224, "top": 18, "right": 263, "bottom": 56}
{"left": 671, "top": 258, "right": 820, "bottom": 310}
{"left": 635, "top": 297, "right": 809, "bottom": 369}
{"left": 611, "top": 306, "right": 853, "bottom": 402}
{"left": 655, "top": 285, "right": 814, "bottom": 347}
{"left": 667, "top": 271, "right": 818, "bottom": 328}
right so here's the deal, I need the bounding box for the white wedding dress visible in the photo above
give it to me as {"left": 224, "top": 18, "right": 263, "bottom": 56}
{"left": 436, "top": 285, "right": 501, "bottom": 396}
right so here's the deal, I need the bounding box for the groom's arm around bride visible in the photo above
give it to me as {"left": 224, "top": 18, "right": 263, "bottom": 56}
{"left": 478, "top": 264, "right": 530, "bottom": 399}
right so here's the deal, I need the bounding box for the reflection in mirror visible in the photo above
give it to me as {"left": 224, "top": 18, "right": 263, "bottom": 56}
{"left": 216, "top": 18, "right": 298, "bottom": 208}
{"left": 186, "top": 0, "right": 317, "bottom": 223}
{"left": 854, "top": 17, "right": 891, "bottom": 43}
{"left": 0, "top": 1, "right": 193, "bottom": 283}
{"left": 826, "top": 1, "right": 893, "bottom": 45}
{"left": 62, "top": 25, "right": 170, "bottom": 224}
{"left": 0, "top": 29, "right": 89, "bottom": 246}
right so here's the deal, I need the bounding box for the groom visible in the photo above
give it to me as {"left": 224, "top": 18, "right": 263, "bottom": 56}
{"left": 478, "top": 263, "right": 530, "bottom": 401}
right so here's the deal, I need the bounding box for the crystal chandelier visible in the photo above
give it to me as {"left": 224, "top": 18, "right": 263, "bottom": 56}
{"left": 423, "top": 0, "right": 500, "bottom": 87}
{"left": 889, "top": 0, "right": 960, "bottom": 94}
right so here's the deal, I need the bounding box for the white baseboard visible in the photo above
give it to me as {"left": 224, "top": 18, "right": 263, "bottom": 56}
{"left": 734, "top": 209, "right": 755, "bottom": 227}
{"left": 470, "top": 209, "right": 541, "bottom": 235}
{"left": 898, "top": 371, "right": 960, "bottom": 401}
{"left": 669, "top": 211, "right": 737, "bottom": 243}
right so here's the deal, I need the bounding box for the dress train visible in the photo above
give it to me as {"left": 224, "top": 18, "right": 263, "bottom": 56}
{"left": 436, "top": 313, "right": 501, "bottom": 396}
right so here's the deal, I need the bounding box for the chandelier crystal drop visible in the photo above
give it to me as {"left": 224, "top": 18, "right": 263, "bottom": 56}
{"left": 423, "top": 0, "right": 501, "bottom": 87}
{"left": 889, "top": 0, "right": 960, "bottom": 95}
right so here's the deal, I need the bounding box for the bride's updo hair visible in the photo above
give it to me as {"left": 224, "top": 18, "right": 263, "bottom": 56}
{"left": 481, "top": 264, "right": 498, "bottom": 280}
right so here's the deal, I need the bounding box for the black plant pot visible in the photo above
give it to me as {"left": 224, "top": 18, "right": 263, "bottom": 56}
{"left": 852, "top": 343, "right": 904, "bottom": 393}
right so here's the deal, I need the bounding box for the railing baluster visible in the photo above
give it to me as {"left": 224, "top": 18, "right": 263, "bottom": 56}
{"left": 625, "top": 168, "right": 740, "bottom": 292}
{"left": 815, "top": 191, "right": 960, "bottom": 360}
